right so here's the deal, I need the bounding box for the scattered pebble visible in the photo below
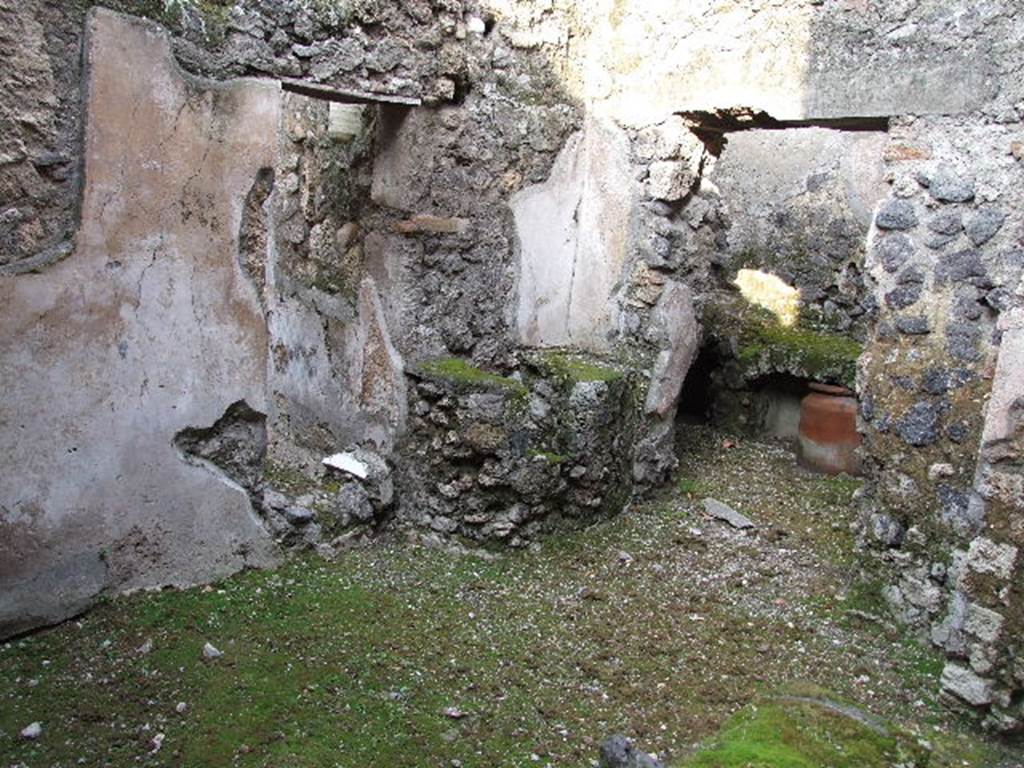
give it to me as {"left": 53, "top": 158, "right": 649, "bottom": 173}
{"left": 202, "top": 642, "right": 223, "bottom": 660}
{"left": 20, "top": 721, "right": 42, "bottom": 740}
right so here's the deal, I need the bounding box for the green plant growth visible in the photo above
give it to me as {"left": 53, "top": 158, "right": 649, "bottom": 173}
{"left": 682, "top": 693, "right": 918, "bottom": 768}
{"left": 262, "top": 460, "right": 320, "bottom": 495}
{"left": 416, "top": 358, "right": 528, "bottom": 397}
{"left": 737, "top": 321, "right": 862, "bottom": 385}
{"left": 538, "top": 351, "right": 624, "bottom": 385}
{"left": 677, "top": 477, "right": 707, "bottom": 496}
{"left": 309, "top": 0, "right": 382, "bottom": 26}
{"left": 703, "top": 296, "right": 862, "bottom": 388}
{"left": 528, "top": 449, "right": 568, "bottom": 465}
{"left": 156, "top": 0, "right": 232, "bottom": 28}
{"left": 1, "top": 428, "right": 1007, "bottom": 768}
{"left": 680, "top": 681, "right": 999, "bottom": 767}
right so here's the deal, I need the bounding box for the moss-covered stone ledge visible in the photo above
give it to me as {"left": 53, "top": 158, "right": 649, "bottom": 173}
{"left": 705, "top": 295, "right": 863, "bottom": 389}
{"left": 523, "top": 348, "right": 627, "bottom": 387}
{"left": 411, "top": 357, "right": 529, "bottom": 398}
{"left": 736, "top": 321, "right": 862, "bottom": 389}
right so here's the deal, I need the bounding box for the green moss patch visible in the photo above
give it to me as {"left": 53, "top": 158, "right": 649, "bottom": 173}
{"left": 737, "top": 321, "right": 862, "bottom": 386}
{"left": 679, "top": 681, "right": 997, "bottom": 768}
{"left": 528, "top": 449, "right": 568, "bottom": 465}
{"left": 262, "top": 460, "right": 320, "bottom": 495}
{"left": 415, "top": 358, "right": 527, "bottom": 397}
{"left": 705, "top": 297, "right": 862, "bottom": 388}
{"left": 677, "top": 477, "right": 709, "bottom": 497}
{"left": 681, "top": 691, "right": 912, "bottom": 768}
{"left": 534, "top": 351, "right": 624, "bottom": 385}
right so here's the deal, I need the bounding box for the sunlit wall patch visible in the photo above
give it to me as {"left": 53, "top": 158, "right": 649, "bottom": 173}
{"left": 734, "top": 268, "right": 801, "bottom": 327}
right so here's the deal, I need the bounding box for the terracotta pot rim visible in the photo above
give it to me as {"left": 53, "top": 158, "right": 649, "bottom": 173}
{"left": 807, "top": 381, "right": 855, "bottom": 396}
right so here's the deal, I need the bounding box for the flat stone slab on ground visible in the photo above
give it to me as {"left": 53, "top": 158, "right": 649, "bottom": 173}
{"left": 702, "top": 497, "right": 756, "bottom": 529}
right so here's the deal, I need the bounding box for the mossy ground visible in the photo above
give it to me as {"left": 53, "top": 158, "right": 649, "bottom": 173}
{"left": 682, "top": 686, "right": 996, "bottom": 768}
{"left": 683, "top": 697, "right": 904, "bottom": 767}
{"left": 1, "top": 429, "right": 1014, "bottom": 767}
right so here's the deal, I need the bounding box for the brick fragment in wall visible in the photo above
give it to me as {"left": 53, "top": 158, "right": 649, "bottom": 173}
{"left": 883, "top": 144, "right": 932, "bottom": 162}
{"left": 394, "top": 215, "right": 469, "bottom": 235}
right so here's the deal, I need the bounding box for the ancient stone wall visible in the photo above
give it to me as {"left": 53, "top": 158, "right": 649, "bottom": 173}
{"left": 707, "top": 127, "right": 887, "bottom": 337}
{"left": 857, "top": 117, "right": 1024, "bottom": 730}
{"left": 0, "top": 0, "right": 590, "bottom": 633}
{"left": 0, "top": 0, "right": 86, "bottom": 273}
{"left": 0, "top": 9, "right": 281, "bottom": 636}
{"left": 0, "top": 0, "right": 491, "bottom": 274}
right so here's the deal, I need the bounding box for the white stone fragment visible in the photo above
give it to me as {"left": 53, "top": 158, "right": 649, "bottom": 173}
{"left": 466, "top": 16, "right": 486, "bottom": 34}
{"left": 927, "top": 463, "right": 955, "bottom": 481}
{"left": 322, "top": 452, "right": 369, "bottom": 480}
{"left": 20, "top": 722, "right": 42, "bottom": 740}
{"left": 645, "top": 281, "right": 700, "bottom": 417}
{"left": 647, "top": 160, "right": 694, "bottom": 201}
{"left": 202, "top": 642, "right": 223, "bottom": 660}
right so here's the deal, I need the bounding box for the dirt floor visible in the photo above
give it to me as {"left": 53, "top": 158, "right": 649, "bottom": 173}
{"left": 1, "top": 427, "right": 1020, "bottom": 767}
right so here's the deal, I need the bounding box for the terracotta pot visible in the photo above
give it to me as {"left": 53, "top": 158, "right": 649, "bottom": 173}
{"left": 797, "top": 382, "right": 862, "bottom": 475}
